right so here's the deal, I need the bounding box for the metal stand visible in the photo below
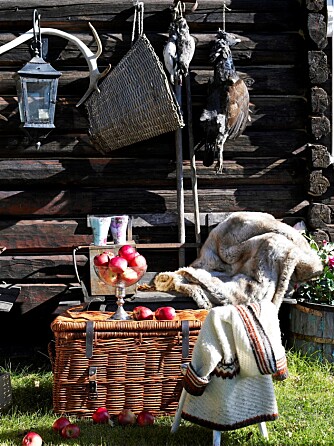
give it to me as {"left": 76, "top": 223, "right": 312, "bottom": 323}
{"left": 110, "top": 280, "right": 131, "bottom": 320}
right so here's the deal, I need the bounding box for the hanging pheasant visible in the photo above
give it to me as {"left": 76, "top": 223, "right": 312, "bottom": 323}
{"left": 163, "top": 3, "right": 195, "bottom": 84}
{"left": 200, "top": 29, "right": 250, "bottom": 173}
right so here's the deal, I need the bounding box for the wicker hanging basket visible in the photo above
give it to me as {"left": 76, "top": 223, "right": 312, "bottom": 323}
{"left": 85, "top": 5, "right": 184, "bottom": 154}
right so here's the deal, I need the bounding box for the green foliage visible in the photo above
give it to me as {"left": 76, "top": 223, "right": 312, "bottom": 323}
{"left": 296, "top": 236, "right": 334, "bottom": 305}
{"left": 0, "top": 351, "right": 333, "bottom": 445}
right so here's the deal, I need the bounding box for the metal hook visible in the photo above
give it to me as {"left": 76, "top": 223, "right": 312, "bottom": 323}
{"left": 32, "top": 9, "right": 42, "bottom": 56}
{"left": 222, "top": 1, "right": 231, "bottom": 32}
{"left": 173, "top": 1, "right": 184, "bottom": 21}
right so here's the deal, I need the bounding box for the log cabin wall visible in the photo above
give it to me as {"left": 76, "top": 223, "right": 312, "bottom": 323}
{"left": 0, "top": 0, "right": 331, "bottom": 354}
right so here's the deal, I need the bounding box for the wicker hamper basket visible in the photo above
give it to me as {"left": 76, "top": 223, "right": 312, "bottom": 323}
{"left": 50, "top": 308, "right": 207, "bottom": 417}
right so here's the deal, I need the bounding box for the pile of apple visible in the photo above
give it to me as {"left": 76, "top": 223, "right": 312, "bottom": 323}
{"left": 133, "top": 305, "right": 176, "bottom": 321}
{"left": 92, "top": 407, "right": 154, "bottom": 427}
{"left": 117, "top": 408, "right": 155, "bottom": 427}
{"left": 94, "top": 244, "right": 147, "bottom": 286}
{"left": 22, "top": 407, "right": 155, "bottom": 444}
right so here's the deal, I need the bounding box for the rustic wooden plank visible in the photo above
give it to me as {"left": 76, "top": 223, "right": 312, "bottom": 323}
{"left": 0, "top": 254, "right": 87, "bottom": 280}
{"left": 0, "top": 65, "right": 305, "bottom": 96}
{"left": 0, "top": 0, "right": 299, "bottom": 10}
{"left": 0, "top": 158, "right": 304, "bottom": 187}
{"left": 0, "top": 2, "right": 302, "bottom": 33}
{"left": 0, "top": 200, "right": 308, "bottom": 251}
{"left": 0, "top": 129, "right": 308, "bottom": 158}
{"left": 0, "top": 185, "right": 306, "bottom": 218}
{"left": 0, "top": 32, "right": 305, "bottom": 68}
{"left": 0, "top": 96, "right": 309, "bottom": 131}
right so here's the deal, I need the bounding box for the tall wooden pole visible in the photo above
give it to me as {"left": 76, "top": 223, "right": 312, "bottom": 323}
{"left": 185, "top": 75, "right": 201, "bottom": 255}
{"left": 175, "top": 77, "right": 186, "bottom": 267}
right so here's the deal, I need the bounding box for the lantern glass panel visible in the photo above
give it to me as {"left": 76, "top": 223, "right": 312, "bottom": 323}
{"left": 25, "top": 79, "right": 52, "bottom": 124}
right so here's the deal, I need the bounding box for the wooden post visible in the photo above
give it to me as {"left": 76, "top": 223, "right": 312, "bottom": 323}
{"left": 175, "top": 77, "right": 186, "bottom": 267}
{"left": 185, "top": 75, "right": 201, "bottom": 256}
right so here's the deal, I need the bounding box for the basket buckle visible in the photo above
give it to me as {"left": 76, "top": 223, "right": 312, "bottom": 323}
{"left": 88, "top": 366, "right": 98, "bottom": 400}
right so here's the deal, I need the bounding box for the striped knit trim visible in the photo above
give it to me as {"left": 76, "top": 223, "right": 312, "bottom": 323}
{"left": 273, "top": 356, "right": 289, "bottom": 380}
{"left": 183, "top": 363, "right": 210, "bottom": 396}
{"left": 236, "top": 303, "right": 277, "bottom": 375}
{"left": 181, "top": 411, "right": 278, "bottom": 432}
{"left": 212, "top": 355, "right": 240, "bottom": 379}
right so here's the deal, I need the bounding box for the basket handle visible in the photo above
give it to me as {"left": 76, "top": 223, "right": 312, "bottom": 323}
{"left": 131, "top": 1, "right": 144, "bottom": 45}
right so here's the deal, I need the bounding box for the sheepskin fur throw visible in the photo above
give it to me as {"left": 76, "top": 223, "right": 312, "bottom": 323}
{"left": 154, "top": 212, "right": 323, "bottom": 309}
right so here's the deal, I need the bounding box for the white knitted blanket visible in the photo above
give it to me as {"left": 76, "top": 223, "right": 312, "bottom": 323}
{"left": 154, "top": 212, "right": 323, "bottom": 309}
{"left": 181, "top": 301, "right": 288, "bottom": 431}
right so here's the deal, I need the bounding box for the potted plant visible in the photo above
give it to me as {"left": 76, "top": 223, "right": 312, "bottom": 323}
{"left": 289, "top": 228, "right": 334, "bottom": 363}
{"left": 295, "top": 237, "right": 334, "bottom": 305}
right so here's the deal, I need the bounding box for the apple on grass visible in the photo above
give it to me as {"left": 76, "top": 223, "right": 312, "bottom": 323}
{"left": 137, "top": 410, "right": 155, "bottom": 426}
{"left": 92, "top": 407, "right": 111, "bottom": 424}
{"left": 117, "top": 409, "right": 137, "bottom": 426}
{"left": 52, "top": 416, "right": 70, "bottom": 432}
{"left": 118, "top": 245, "right": 138, "bottom": 262}
{"left": 60, "top": 423, "right": 80, "bottom": 439}
{"left": 155, "top": 306, "right": 176, "bottom": 321}
{"left": 133, "top": 306, "right": 154, "bottom": 321}
{"left": 109, "top": 256, "right": 128, "bottom": 274}
{"left": 22, "top": 432, "right": 43, "bottom": 446}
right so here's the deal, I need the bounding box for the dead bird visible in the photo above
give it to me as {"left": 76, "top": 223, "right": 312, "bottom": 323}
{"left": 200, "top": 29, "right": 250, "bottom": 173}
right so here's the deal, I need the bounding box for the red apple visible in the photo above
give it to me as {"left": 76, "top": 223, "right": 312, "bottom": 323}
{"left": 118, "top": 245, "right": 138, "bottom": 262}
{"left": 128, "top": 254, "right": 147, "bottom": 271}
{"left": 22, "top": 432, "right": 43, "bottom": 446}
{"left": 60, "top": 423, "right": 80, "bottom": 439}
{"left": 155, "top": 306, "right": 176, "bottom": 321}
{"left": 92, "top": 407, "right": 110, "bottom": 424}
{"left": 133, "top": 306, "right": 154, "bottom": 321}
{"left": 99, "top": 267, "right": 118, "bottom": 286}
{"left": 109, "top": 256, "right": 128, "bottom": 273}
{"left": 52, "top": 416, "right": 70, "bottom": 432}
{"left": 94, "top": 252, "right": 110, "bottom": 266}
{"left": 121, "top": 267, "right": 139, "bottom": 285}
{"left": 137, "top": 410, "right": 155, "bottom": 426}
{"left": 117, "top": 409, "right": 137, "bottom": 426}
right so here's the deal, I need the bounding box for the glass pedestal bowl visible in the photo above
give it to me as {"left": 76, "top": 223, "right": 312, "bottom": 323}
{"left": 93, "top": 264, "right": 147, "bottom": 320}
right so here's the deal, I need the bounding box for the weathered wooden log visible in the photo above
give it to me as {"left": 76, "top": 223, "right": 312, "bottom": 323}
{"left": 310, "top": 115, "right": 331, "bottom": 140}
{"left": 307, "top": 202, "right": 331, "bottom": 229}
{"left": 308, "top": 50, "right": 329, "bottom": 83}
{"left": 0, "top": 2, "right": 302, "bottom": 33}
{"left": 310, "top": 228, "right": 330, "bottom": 243}
{"left": 309, "top": 144, "right": 332, "bottom": 168}
{"left": 308, "top": 13, "right": 328, "bottom": 49}
{"left": 0, "top": 32, "right": 305, "bottom": 67}
{"left": 311, "top": 86, "right": 329, "bottom": 114}
{"left": 0, "top": 130, "right": 308, "bottom": 158}
{"left": 0, "top": 158, "right": 304, "bottom": 187}
{"left": 0, "top": 184, "right": 305, "bottom": 224}
{"left": 306, "top": 0, "right": 325, "bottom": 12}
{"left": 0, "top": 65, "right": 306, "bottom": 96}
{"left": 0, "top": 95, "right": 309, "bottom": 132}
{"left": 308, "top": 170, "right": 331, "bottom": 196}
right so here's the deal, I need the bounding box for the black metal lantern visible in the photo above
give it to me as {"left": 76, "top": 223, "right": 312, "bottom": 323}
{"left": 14, "top": 10, "right": 61, "bottom": 139}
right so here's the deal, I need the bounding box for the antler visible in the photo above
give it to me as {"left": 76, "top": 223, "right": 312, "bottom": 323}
{"left": 0, "top": 22, "right": 109, "bottom": 107}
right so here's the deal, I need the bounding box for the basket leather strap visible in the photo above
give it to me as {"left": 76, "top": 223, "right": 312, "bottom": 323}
{"left": 86, "top": 320, "right": 94, "bottom": 358}
{"left": 88, "top": 366, "right": 98, "bottom": 400}
{"left": 182, "top": 320, "right": 190, "bottom": 360}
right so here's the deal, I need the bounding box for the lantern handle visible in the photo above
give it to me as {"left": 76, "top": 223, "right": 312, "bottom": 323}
{"left": 32, "top": 9, "right": 42, "bottom": 57}
{"left": 0, "top": 23, "right": 109, "bottom": 107}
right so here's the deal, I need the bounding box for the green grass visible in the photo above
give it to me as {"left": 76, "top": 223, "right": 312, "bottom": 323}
{"left": 0, "top": 350, "right": 333, "bottom": 445}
